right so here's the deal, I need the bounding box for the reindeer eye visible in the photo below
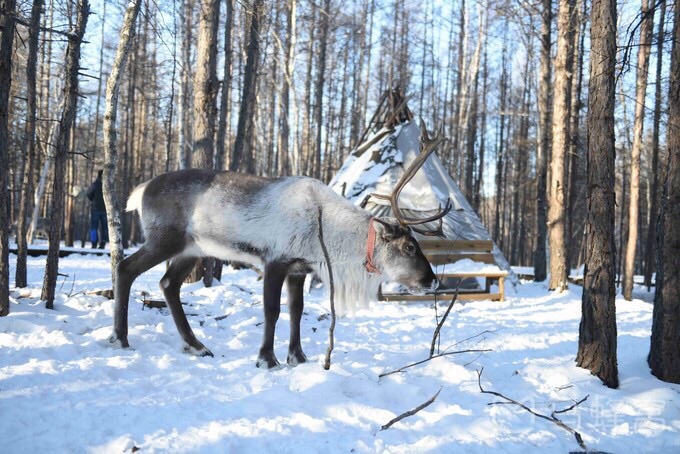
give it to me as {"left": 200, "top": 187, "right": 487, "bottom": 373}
{"left": 404, "top": 243, "right": 416, "bottom": 254}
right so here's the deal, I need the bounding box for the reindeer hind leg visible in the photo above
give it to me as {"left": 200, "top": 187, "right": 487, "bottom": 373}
{"left": 160, "top": 255, "right": 213, "bottom": 357}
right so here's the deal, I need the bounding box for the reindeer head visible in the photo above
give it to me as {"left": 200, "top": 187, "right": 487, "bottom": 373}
{"left": 372, "top": 218, "right": 439, "bottom": 294}
{"left": 368, "top": 119, "right": 452, "bottom": 294}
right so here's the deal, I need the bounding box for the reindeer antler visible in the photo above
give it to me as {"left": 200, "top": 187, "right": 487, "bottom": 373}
{"left": 371, "top": 119, "right": 452, "bottom": 237}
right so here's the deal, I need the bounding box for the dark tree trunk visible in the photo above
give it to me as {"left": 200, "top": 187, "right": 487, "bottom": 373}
{"left": 0, "top": 0, "right": 17, "bottom": 316}
{"left": 644, "top": 0, "right": 666, "bottom": 289}
{"left": 576, "top": 0, "right": 618, "bottom": 389}
{"left": 215, "top": 0, "right": 233, "bottom": 172}
{"left": 231, "top": 0, "right": 264, "bottom": 174}
{"left": 648, "top": 1, "right": 680, "bottom": 384}
{"left": 41, "top": 0, "right": 89, "bottom": 308}
{"left": 15, "top": 0, "right": 43, "bottom": 289}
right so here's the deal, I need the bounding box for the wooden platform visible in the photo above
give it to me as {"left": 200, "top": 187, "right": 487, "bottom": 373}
{"left": 380, "top": 239, "right": 508, "bottom": 302}
{"left": 8, "top": 244, "right": 111, "bottom": 258}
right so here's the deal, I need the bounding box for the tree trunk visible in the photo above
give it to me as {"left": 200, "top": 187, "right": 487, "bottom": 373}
{"left": 534, "top": 0, "right": 552, "bottom": 282}
{"left": 190, "top": 0, "right": 220, "bottom": 287}
{"left": 576, "top": 0, "right": 619, "bottom": 389}
{"left": 644, "top": 0, "right": 666, "bottom": 289}
{"left": 278, "top": 0, "right": 296, "bottom": 175}
{"left": 648, "top": 1, "right": 680, "bottom": 384}
{"left": 177, "top": 0, "right": 194, "bottom": 170}
{"left": 41, "top": 0, "right": 89, "bottom": 308}
{"left": 0, "top": 0, "right": 17, "bottom": 316}
{"left": 231, "top": 0, "right": 264, "bottom": 174}
{"left": 313, "top": 0, "right": 331, "bottom": 180}
{"left": 215, "top": 0, "right": 233, "bottom": 172}
{"left": 548, "top": 0, "right": 576, "bottom": 291}
{"left": 103, "top": 0, "right": 142, "bottom": 284}
{"left": 15, "top": 0, "right": 44, "bottom": 289}
{"left": 623, "top": 0, "right": 654, "bottom": 299}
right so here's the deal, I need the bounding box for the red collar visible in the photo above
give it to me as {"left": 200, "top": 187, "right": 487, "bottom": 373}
{"left": 365, "top": 218, "right": 381, "bottom": 274}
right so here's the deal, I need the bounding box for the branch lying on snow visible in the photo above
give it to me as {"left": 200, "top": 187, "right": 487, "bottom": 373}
{"left": 476, "top": 368, "right": 589, "bottom": 450}
{"left": 380, "top": 387, "right": 443, "bottom": 431}
{"left": 379, "top": 347, "right": 492, "bottom": 378}
{"left": 318, "top": 208, "right": 336, "bottom": 371}
{"left": 430, "top": 286, "right": 460, "bottom": 357}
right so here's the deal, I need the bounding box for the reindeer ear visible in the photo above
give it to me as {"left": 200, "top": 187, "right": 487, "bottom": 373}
{"left": 373, "top": 218, "right": 407, "bottom": 241}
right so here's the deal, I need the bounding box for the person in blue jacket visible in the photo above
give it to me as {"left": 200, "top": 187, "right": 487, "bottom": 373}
{"left": 86, "top": 170, "right": 108, "bottom": 249}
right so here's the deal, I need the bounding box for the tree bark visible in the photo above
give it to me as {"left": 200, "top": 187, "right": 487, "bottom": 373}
{"left": 548, "top": 0, "right": 577, "bottom": 291}
{"left": 623, "top": 0, "right": 654, "bottom": 300}
{"left": 190, "top": 0, "right": 220, "bottom": 286}
{"left": 644, "top": 0, "right": 666, "bottom": 289}
{"left": 215, "top": 0, "right": 233, "bottom": 172}
{"left": 648, "top": 1, "right": 680, "bottom": 384}
{"left": 231, "top": 0, "right": 264, "bottom": 174}
{"left": 41, "top": 0, "right": 89, "bottom": 308}
{"left": 15, "top": 0, "right": 43, "bottom": 289}
{"left": 534, "top": 0, "right": 552, "bottom": 281}
{"left": 0, "top": 0, "right": 17, "bottom": 316}
{"left": 103, "top": 0, "right": 142, "bottom": 284}
{"left": 576, "top": 0, "right": 619, "bottom": 389}
{"left": 313, "top": 0, "right": 331, "bottom": 180}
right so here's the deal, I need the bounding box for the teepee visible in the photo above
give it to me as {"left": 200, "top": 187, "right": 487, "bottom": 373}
{"left": 329, "top": 90, "right": 517, "bottom": 293}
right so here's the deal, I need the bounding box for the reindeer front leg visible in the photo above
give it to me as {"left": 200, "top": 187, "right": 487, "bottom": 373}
{"left": 257, "top": 262, "right": 287, "bottom": 368}
{"left": 286, "top": 273, "right": 308, "bottom": 366}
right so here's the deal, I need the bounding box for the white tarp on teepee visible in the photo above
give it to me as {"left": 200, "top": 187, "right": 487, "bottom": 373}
{"left": 330, "top": 120, "right": 517, "bottom": 284}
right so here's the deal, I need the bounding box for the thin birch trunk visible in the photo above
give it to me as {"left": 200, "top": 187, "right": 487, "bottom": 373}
{"left": 623, "top": 0, "right": 654, "bottom": 300}
{"left": 103, "top": 0, "right": 142, "bottom": 284}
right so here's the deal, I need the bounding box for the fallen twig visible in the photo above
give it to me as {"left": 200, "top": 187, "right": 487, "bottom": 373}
{"left": 318, "top": 208, "right": 336, "bottom": 370}
{"left": 476, "top": 368, "right": 588, "bottom": 450}
{"left": 430, "top": 286, "right": 459, "bottom": 357}
{"left": 380, "top": 387, "right": 443, "bottom": 431}
{"left": 379, "top": 348, "right": 492, "bottom": 378}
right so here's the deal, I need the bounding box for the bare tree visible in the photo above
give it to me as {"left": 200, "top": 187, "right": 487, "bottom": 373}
{"left": 644, "top": 0, "right": 666, "bottom": 289}
{"left": 623, "top": 0, "right": 654, "bottom": 300}
{"left": 649, "top": 1, "right": 680, "bottom": 384}
{"left": 548, "top": 0, "right": 577, "bottom": 291}
{"left": 231, "top": 0, "right": 265, "bottom": 174}
{"left": 576, "top": 0, "right": 619, "bottom": 389}
{"left": 313, "top": 0, "right": 331, "bottom": 180}
{"left": 215, "top": 0, "right": 234, "bottom": 171}
{"left": 190, "top": 0, "right": 220, "bottom": 286}
{"left": 41, "top": 0, "right": 89, "bottom": 308}
{"left": 0, "top": 0, "right": 17, "bottom": 316}
{"left": 15, "top": 0, "right": 43, "bottom": 289}
{"left": 534, "top": 0, "right": 552, "bottom": 282}
{"left": 103, "top": 0, "right": 142, "bottom": 283}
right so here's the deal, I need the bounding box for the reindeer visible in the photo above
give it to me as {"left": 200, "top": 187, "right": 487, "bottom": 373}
{"left": 108, "top": 121, "right": 451, "bottom": 368}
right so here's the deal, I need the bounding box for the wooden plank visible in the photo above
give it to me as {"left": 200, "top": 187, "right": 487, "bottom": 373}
{"left": 381, "top": 292, "right": 503, "bottom": 302}
{"left": 427, "top": 252, "right": 496, "bottom": 265}
{"left": 418, "top": 239, "right": 494, "bottom": 252}
{"left": 438, "top": 271, "right": 508, "bottom": 278}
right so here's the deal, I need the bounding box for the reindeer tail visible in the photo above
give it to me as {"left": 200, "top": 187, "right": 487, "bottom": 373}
{"left": 126, "top": 181, "right": 150, "bottom": 214}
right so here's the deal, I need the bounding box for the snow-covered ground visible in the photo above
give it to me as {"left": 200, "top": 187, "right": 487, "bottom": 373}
{"left": 2, "top": 252, "right": 679, "bottom": 453}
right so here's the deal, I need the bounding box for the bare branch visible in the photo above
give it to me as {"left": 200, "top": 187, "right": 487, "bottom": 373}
{"left": 380, "top": 387, "right": 443, "bottom": 431}
{"left": 379, "top": 348, "right": 491, "bottom": 378}
{"left": 476, "top": 368, "right": 588, "bottom": 450}
{"left": 430, "top": 287, "right": 459, "bottom": 357}
{"left": 318, "top": 208, "right": 336, "bottom": 370}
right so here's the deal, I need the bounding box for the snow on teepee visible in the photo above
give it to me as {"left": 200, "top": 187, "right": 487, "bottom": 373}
{"left": 329, "top": 99, "right": 517, "bottom": 286}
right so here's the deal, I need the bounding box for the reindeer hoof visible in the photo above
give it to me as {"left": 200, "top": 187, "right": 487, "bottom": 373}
{"left": 256, "top": 353, "right": 281, "bottom": 369}
{"left": 287, "top": 349, "right": 308, "bottom": 367}
{"left": 183, "top": 342, "right": 213, "bottom": 357}
{"left": 107, "top": 333, "right": 130, "bottom": 349}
